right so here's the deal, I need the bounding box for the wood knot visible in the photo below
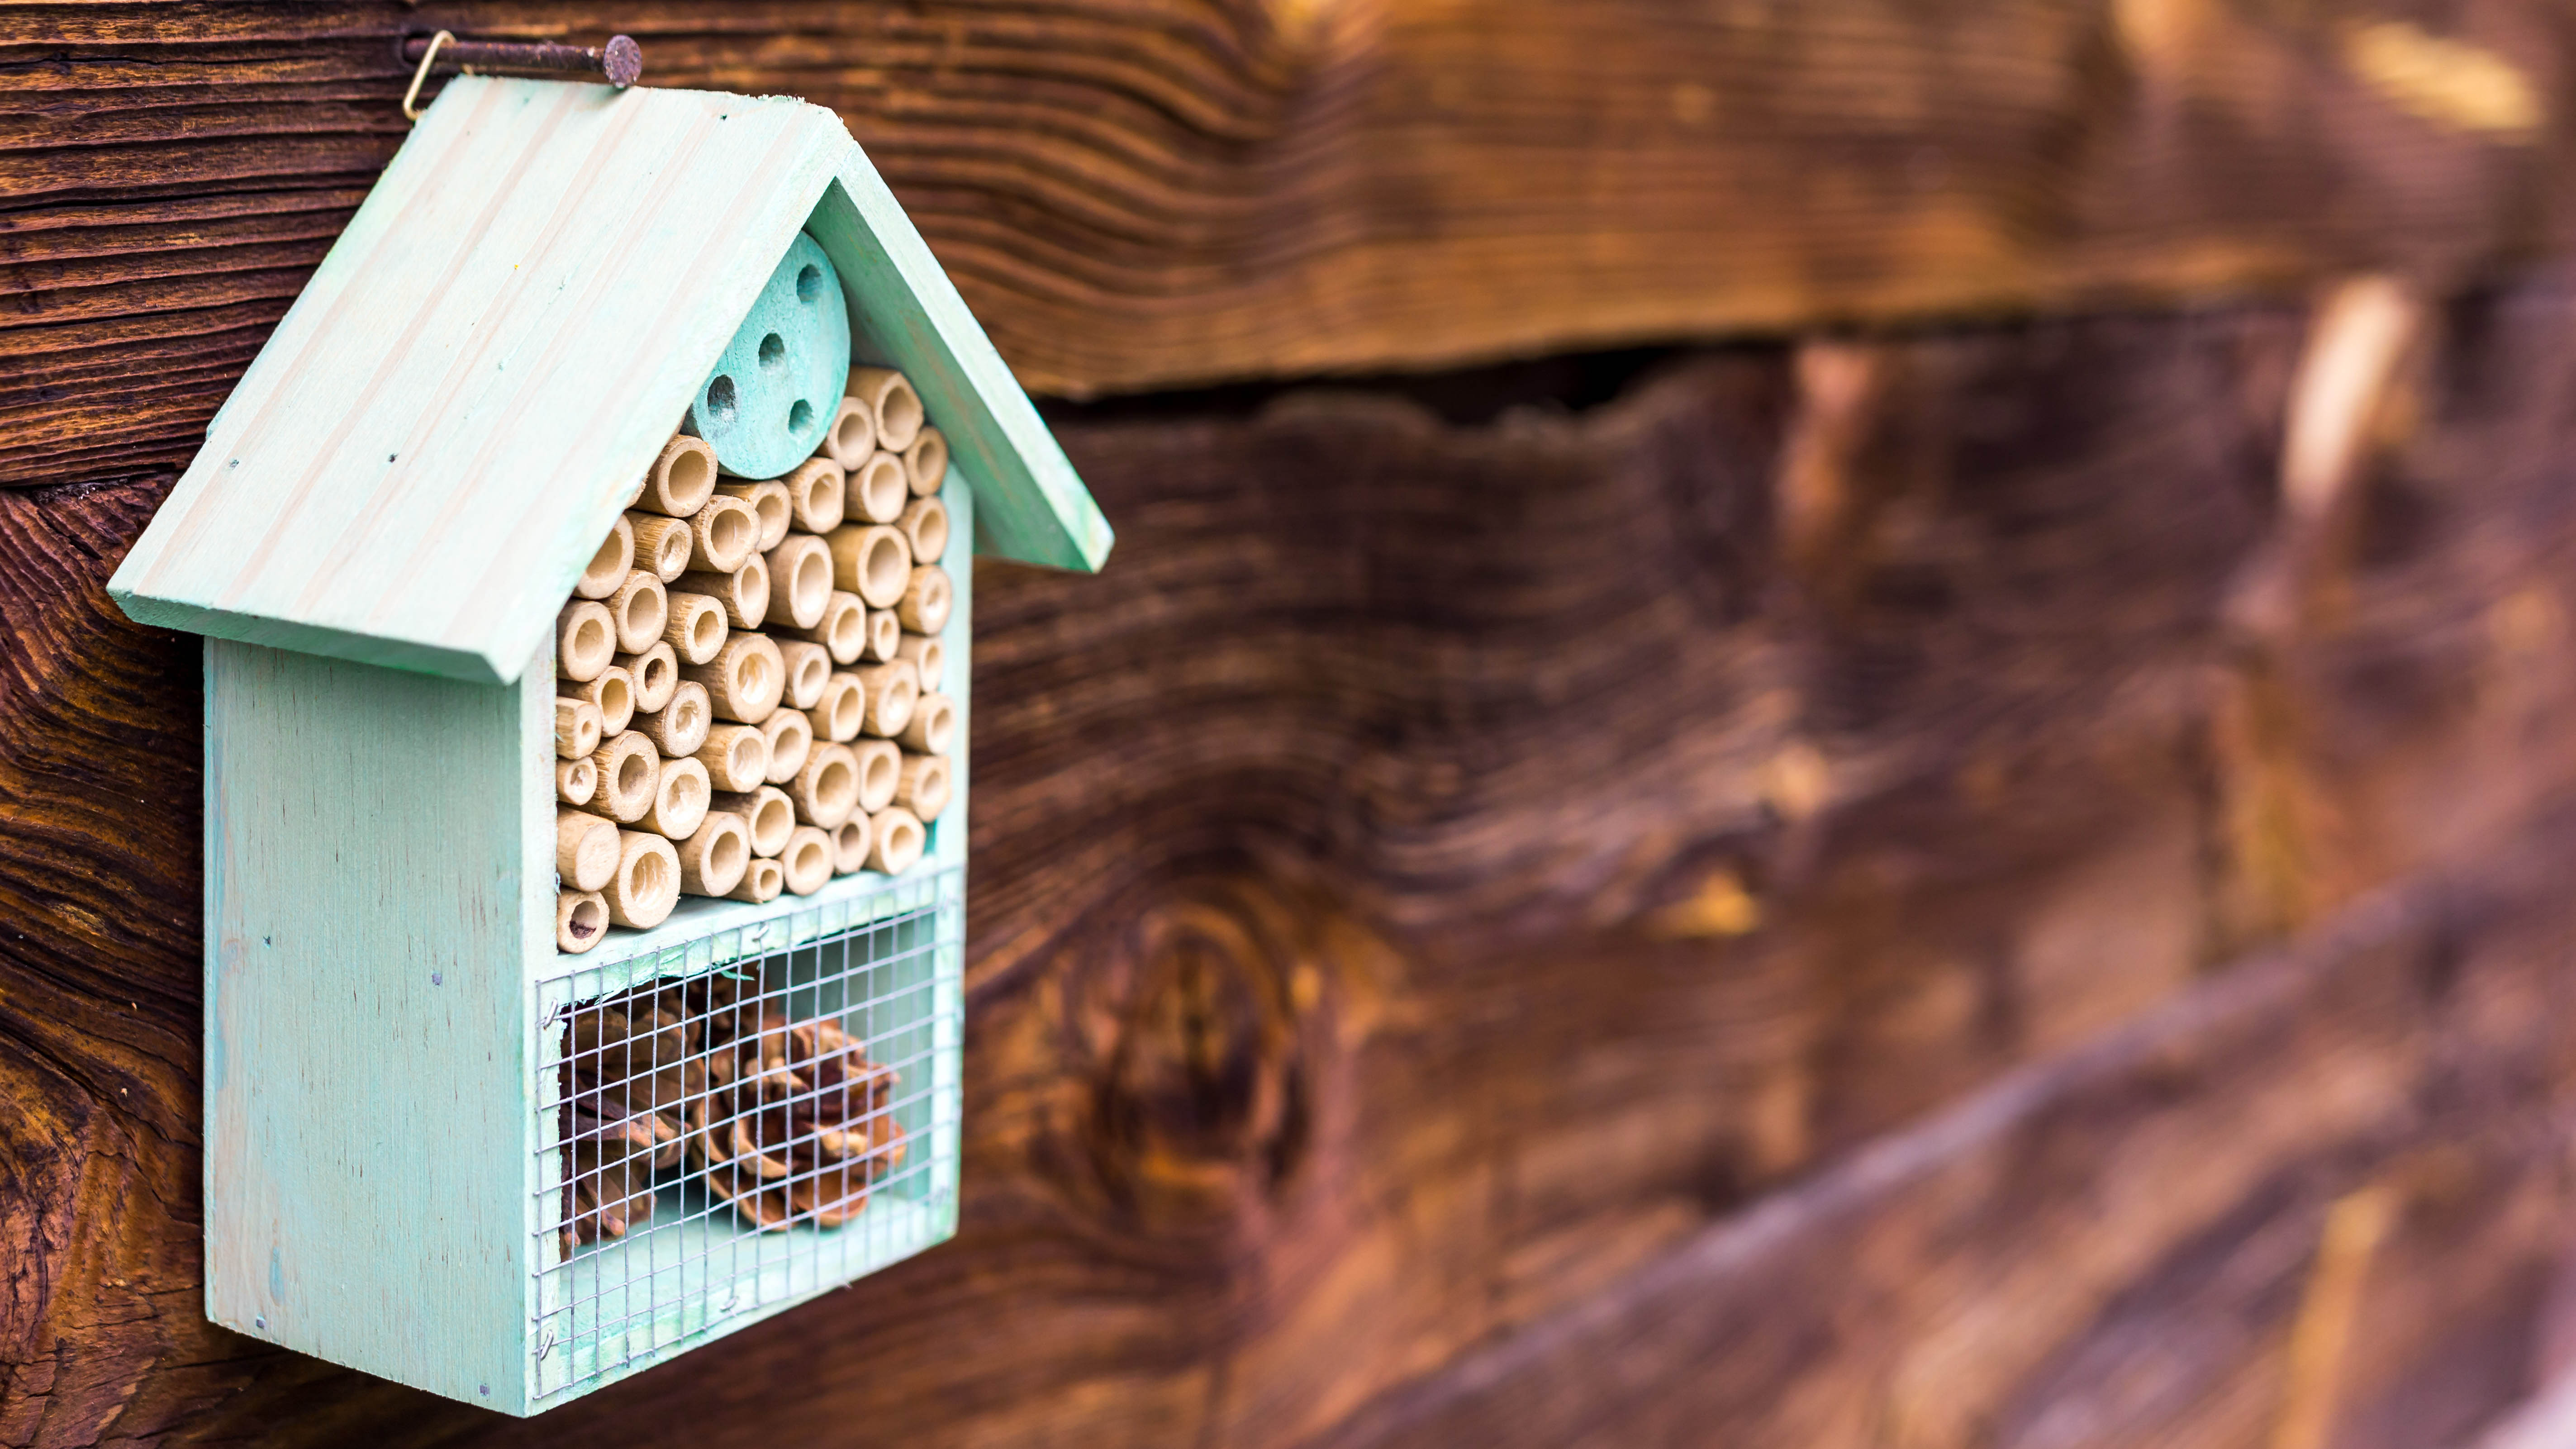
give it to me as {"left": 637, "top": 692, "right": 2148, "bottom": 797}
{"left": 1068, "top": 881, "right": 1332, "bottom": 1228}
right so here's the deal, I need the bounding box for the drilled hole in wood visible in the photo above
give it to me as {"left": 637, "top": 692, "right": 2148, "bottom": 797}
{"left": 863, "top": 532, "right": 907, "bottom": 603}
{"left": 861, "top": 745, "right": 897, "bottom": 803}
{"left": 750, "top": 794, "right": 794, "bottom": 854}
{"left": 631, "top": 649, "right": 673, "bottom": 707}
{"left": 854, "top": 455, "right": 907, "bottom": 524}
{"left": 708, "top": 506, "right": 752, "bottom": 562}
{"left": 705, "top": 375, "right": 738, "bottom": 428}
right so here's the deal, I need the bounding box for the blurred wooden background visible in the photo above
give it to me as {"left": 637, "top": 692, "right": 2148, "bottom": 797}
{"left": 13, "top": 3, "right": 2576, "bottom": 1446}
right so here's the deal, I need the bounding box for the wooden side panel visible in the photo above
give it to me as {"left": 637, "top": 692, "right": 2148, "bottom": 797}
{"left": 203, "top": 639, "right": 545, "bottom": 1411}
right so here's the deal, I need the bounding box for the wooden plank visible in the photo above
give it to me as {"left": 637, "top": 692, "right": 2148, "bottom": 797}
{"left": 10, "top": 0, "right": 2576, "bottom": 492}
{"left": 812, "top": 172, "right": 1112, "bottom": 571}
{"left": 107, "top": 79, "right": 849, "bottom": 683}
{"left": 202, "top": 637, "right": 547, "bottom": 1411}
{"left": 13, "top": 281, "right": 2576, "bottom": 1442}
{"left": 1299, "top": 847, "right": 2576, "bottom": 1449}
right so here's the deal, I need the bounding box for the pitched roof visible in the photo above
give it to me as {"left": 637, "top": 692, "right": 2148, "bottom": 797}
{"left": 109, "top": 77, "right": 1110, "bottom": 685}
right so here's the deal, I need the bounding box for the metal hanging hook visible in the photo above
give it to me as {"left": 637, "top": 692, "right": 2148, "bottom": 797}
{"left": 400, "top": 30, "right": 452, "bottom": 122}
{"left": 400, "top": 31, "right": 644, "bottom": 121}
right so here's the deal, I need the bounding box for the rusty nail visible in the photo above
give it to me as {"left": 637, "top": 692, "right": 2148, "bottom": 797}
{"left": 399, "top": 34, "right": 643, "bottom": 89}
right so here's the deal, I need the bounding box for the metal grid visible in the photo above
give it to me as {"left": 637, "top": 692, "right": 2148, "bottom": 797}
{"left": 528, "top": 865, "right": 962, "bottom": 1401}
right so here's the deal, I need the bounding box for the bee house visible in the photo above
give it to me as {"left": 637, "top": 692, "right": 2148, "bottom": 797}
{"left": 105, "top": 77, "right": 1111, "bottom": 1415}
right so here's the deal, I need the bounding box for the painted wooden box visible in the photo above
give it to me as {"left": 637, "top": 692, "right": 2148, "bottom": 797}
{"left": 104, "top": 77, "right": 1110, "bottom": 1415}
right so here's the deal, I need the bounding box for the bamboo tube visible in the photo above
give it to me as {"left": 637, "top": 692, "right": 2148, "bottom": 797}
{"left": 824, "top": 396, "right": 877, "bottom": 470}
{"left": 554, "top": 696, "right": 603, "bottom": 760}
{"left": 781, "top": 825, "right": 835, "bottom": 896}
{"left": 556, "top": 600, "right": 616, "bottom": 682}
{"left": 776, "top": 639, "right": 831, "bottom": 710}
{"left": 784, "top": 457, "right": 846, "bottom": 535}
{"left": 661, "top": 590, "right": 729, "bottom": 665}
{"left": 676, "top": 812, "right": 751, "bottom": 898}
{"left": 847, "top": 367, "right": 922, "bottom": 451}
{"left": 557, "top": 889, "right": 609, "bottom": 953}
{"left": 580, "top": 731, "right": 661, "bottom": 825}
{"left": 556, "top": 808, "right": 620, "bottom": 893}
{"left": 847, "top": 451, "right": 908, "bottom": 525}
{"left": 624, "top": 472, "right": 647, "bottom": 508}
{"left": 575, "top": 514, "right": 635, "bottom": 600}
{"left": 694, "top": 723, "right": 770, "bottom": 793}
{"left": 564, "top": 666, "right": 632, "bottom": 736}
{"left": 897, "top": 565, "right": 951, "bottom": 634}
{"left": 711, "top": 786, "right": 796, "bottom": 857}
{"left": 606, "top": 830, "right": 681, "bottom": 928}
{"left": 606, "top": 570, "right": 667, "bottom": 655}
{"left": 643, "top": 755, "right": 710, "bottom": 840}
{"left": 903, "top": 427, "right": 947, "bottom": 497}
{"left": 899, "top": 691, "right": 956, "bottom": 756}
{"left": 827, "top": 524, "right": 912, "bottom": 608}
{"left": 790, "top": 742, "right": 862, "bottom": 828}
{"left": 814, "top": 672, "right": 865, "bottom": 741}
{"left": 627, "top": 511, "right": 695, "bottom": 582}
{"left": 783, "top": 589, "right": 867, "bottom": 665}
{"left": 896, "top": 751, "right": 951, "bottom": 821}
{"left": 765, "top": 535, "right": 832, "bottom": 632}
{"left": 866, "top": 806, "right": 925, "bottom": 875}
{"left": 831, "top": 814, "right": 871, "bottom": 874}
{"left": 726, "top": 855, "right": 784, "bottom": 904}
{"left": 856, "top": 659, "right": 918, "bottom": 739}
{"left": 617, "top": 641, "right": 678, "bottom": 714}
{"left": 760, "top": 706, "right": 813, "bottom": 785}
{"left": 716, "top": 480, "right": 791, "bottom": 553}
{"left": 682, "top": 632, "right": 784, "bottom": 724}
{"left": 897, "top": 495, "right": 948, "bottom": 564}
{"left": 894, "top": 632, "right": 944, "bottom": 690}
{"left": 555, "top": 756, "right": 597, "bottom": 807}
{"left": 686, "top": 494, "right": 760, "bottom": 575}
{"left": 636, "top": 435, "right": 717, "bottom": 518}
{"left": 677, "top": 552, "right": 769, "bottom": 630}
{"left": 631, "top": 679, "right": 711, "bottom": 759}
{"left": 865, "top": 608, "right": 901, "bottom": 662}
{"left": 851, "top": 738, "right": 900, "bottom": 814}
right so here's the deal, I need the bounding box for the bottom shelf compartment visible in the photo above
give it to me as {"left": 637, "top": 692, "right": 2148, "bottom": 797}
{"left": 529, "top": 866, "right": 964, "bottom": 1405}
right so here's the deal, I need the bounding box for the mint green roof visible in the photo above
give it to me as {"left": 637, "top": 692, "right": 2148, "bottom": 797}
{"left": 109, "top": 77, "right": 1109, "bottom": 685}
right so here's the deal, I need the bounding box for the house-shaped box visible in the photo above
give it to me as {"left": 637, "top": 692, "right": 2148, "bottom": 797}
{"left": 104, "top": 76, "right": 1110, "bottom": 1415}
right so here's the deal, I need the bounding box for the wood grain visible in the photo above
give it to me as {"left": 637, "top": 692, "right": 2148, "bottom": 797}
{"left": 10, "top": 0, "right": 2576, "bottom": 488}
{"left": 16, "top": 280, "right": 2576, "bottom": 1442}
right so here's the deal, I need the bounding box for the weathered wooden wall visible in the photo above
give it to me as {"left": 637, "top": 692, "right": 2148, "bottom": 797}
{"left": 13, "top": 3, "right": 2576, "bottom": 1447}
{"left": 10, "top": 0, "right": 2576, "bottom": 476}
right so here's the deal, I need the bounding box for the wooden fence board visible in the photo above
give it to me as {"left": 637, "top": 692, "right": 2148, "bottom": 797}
{"left": 12, "top": 280, "right": 2576, "bottom": 1443}
{"left": 9, "top": 0, "right": 2576, "bottom": 484}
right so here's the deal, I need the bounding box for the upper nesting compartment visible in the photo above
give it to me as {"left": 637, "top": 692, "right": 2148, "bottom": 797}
{"left": 107, "top": 77, "right": 1111, "bottom": 686}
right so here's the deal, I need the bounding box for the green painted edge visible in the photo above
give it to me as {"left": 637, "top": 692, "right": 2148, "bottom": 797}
{"left": 808, "top": 166, "right": 1112, "bottom": 573}
{"left": 118, "top": 592, "right": 510, "bottom": 684}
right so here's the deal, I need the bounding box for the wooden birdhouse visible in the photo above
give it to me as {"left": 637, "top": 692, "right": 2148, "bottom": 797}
{"left": 104, "top": 77, "right": 1110, "bottom": 1415}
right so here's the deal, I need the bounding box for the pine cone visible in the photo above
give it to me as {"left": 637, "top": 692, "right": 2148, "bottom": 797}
{"left": 559, "top": 998, "right": 708, "bottom": 1249}
{"left": 690, "top": 1012, "right": 906, "bottom": 1230}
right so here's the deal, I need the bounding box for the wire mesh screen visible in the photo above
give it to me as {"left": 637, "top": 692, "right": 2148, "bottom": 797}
{"left": 528, "top": 865, "right": 962, "bottom": 1401}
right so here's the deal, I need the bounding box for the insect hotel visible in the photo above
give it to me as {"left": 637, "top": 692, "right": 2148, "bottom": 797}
{"left": 103, "top": 77, "right": 1111, "bottom": 1414}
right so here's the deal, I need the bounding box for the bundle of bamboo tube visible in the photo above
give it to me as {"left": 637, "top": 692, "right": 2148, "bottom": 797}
{"left": 554, "top": 364, "right": 956, "bottom": 953}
